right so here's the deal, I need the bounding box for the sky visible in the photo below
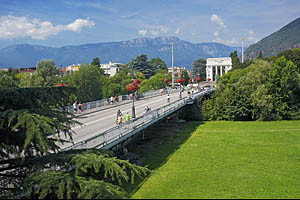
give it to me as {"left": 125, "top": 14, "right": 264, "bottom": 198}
{"left": 0, "top": 0, "right": 299, "bottom": 49}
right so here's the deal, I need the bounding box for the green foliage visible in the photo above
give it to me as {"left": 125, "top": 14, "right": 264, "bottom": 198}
{"left": 91, "top": 57, "right": 101, "bottom": 66}
{"left": 34, "top": 60, "right": 60, "bottom": 87}
{"left": 229, "top": 51, "right": 242, "bottom": 69}
{"left": 191, "top": 58, "right": 206, "bottom": 80}
{"left": 65, "top": 64, "right": 104, "bottom": 102}
{"left": 277, "top": 48, "right": 300, "bottom": 73}
{"left": 139, "top": 70, "right": 166, "bottom": 93}
{"left": 23, "top": 150, "right": 150, "bottom": 199}
{"left": 202, "top": 58, "right": 300, "bottom": 121}
{"left": 127, "top": 54, "right": 155, "bottom": 79}
{"left": 257, "top": 51, "right": 263, "bottom": 59}
{"left": 148, "top": 57, "right": 168, "bottom": 72}
{"left": 0, "top": 71, "right": 19, "bottom": 89}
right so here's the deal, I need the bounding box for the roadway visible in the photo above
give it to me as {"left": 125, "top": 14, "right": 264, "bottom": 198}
{"left": 59, "top": 89, "right": 192, "bottom": 149}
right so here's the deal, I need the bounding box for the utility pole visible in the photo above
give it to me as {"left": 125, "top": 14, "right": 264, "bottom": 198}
{"left": 241, "top": 38, "right": 245, "bottom": 64}
{"left": 171, "top": 42, "right": 174, "bottom": 87}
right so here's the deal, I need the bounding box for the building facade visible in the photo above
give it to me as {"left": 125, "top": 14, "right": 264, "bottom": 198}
{"left": 206, "top": 57, "right": 232, "bottom": 81}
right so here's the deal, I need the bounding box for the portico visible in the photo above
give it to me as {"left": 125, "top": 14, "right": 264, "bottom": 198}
{"left": 206, "top": 57, "right": 232, "bottom": 81}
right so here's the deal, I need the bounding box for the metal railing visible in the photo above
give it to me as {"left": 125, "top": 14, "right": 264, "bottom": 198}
{"left": 62, "top": 88, "right": 214, "bottom": 151}
{"left": 62, "top": 97, "right": 187, "bottom": 151}
{"left": 67, "top": 88, "right": 180, "bottom": 113}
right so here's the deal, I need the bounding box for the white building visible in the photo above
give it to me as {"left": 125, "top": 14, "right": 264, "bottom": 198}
{"left": 206, "top": 57, "right": 232, "bottom": 81}
{"left": 100, "top": 61, "right": 123, "bottom": 77}
{"left": 66, "top": 64, "right": 80, "bottom": 72}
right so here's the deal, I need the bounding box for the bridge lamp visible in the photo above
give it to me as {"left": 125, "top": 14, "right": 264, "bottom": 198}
{"left": 176, "top": 78, "right": 184, "bottom": 99}
{"left": 126, "top": 79, "right": 140, "bottom": 119}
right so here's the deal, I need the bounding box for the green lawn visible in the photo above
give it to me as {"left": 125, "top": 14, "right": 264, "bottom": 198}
{"left": 132, "top": 121, "right": 300, "bottom": 199}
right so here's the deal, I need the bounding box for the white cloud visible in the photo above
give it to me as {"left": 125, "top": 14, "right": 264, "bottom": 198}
{"left": 213, "top": 37, "right": 239, "bottom": 46}
{"left": 213, "top": 31, "right": 219, "bottom": 37}
{"left": 0, "top": 15, "right": 95, "bottom": 40}
{"left": 248, "top": 29, "right": 254, "bottom": 35}
{"left": 138, "top": 29, "right": 147, "bottom": 36}
{"left": 247, "top": 29, "right": 258, "bottom": 42}
{"left": 138, "top": 25, "right": 168, "bottom": 37}
{"left": 211, "top": 14, "right": 226, "bottom": 28}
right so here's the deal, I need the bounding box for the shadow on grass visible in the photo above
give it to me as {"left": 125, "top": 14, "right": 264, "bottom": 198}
{"left": 121, "top": 120, "right": 205, "bottom": 197}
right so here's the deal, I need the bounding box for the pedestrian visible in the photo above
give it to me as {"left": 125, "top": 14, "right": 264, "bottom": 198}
{"left": 117, "top": 109, "right": 123, "bottom": 119}
{"left": 78, "top": 101, "right": 82, "bottom": 112}
{"left": 110, "top": 96, "right": 114, "bottom": 105}
{"left": 73, "top": 100, "right": 78, "bottom": 113}
{"left": 167, "top": 94, "right": 170, "bottom": 103}
{"left": 114, "top": 96, "right": 118, "bottom": 104}
{"left": 117, "top": 115, "right": 122, "bottom": 125}
{"left": 124, "top": 112, "right": 130, "bottom": 123}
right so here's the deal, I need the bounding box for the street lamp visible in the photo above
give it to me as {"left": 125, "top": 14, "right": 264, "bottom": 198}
{"left": 127, "top": 68, "right": 139, "bottom": 119}
{"left": 176, "top": 78, "right": 184, "bottom": 99}
{"left": 171, "top": 42, "right": 174, "bottom": 87}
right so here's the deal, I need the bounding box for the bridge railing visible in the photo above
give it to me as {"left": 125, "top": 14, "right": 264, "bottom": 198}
{"left": 67, "top": 87, "right": 180, "bottom": 113}
{"left": 62, "top": 97, "right": 187, "bottom": 151}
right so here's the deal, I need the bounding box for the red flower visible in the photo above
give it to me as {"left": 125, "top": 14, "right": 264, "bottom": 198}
{"left": 163, "top": 78, "right": 169, "bottom": 82}
{"left": 207, "top": 78, "right": 211, "bottom": 81}
{"left": 189, "top": 79, "right": 193, "bottom": 83}
{"left": 126, "top": 83, "right": 139, "bottom": 91}
{"left": 196, "top": 77, "right": 201, "bottom": 82}
{"left": 176, "top": 78, "right": 184, "bottom": 84}
{"left": 56, "top": 83, "right": 68, "bottom": 87}
{"left": 133, "top": 79, "right": 141, "bottom": 84}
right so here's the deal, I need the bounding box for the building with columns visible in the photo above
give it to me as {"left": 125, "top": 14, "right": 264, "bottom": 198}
{"left": 206, "top": 57, "right": 232, "bottom": 81}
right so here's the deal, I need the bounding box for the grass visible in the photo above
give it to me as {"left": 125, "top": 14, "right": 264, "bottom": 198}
{"left": 131, "top": 121, "right": 300, "bottom": 199}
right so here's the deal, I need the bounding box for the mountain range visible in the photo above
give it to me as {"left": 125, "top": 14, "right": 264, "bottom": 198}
{"left": 0, "top": 36, "right": 241, "bottom": 69}
{"left": 245, "top": 17, "right": 300, "bottom": 59}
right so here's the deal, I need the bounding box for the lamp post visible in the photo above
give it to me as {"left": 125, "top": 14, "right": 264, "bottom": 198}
{"left": 196, "top": 77, "right": 201, "bottom": 92}
{"left": 171, "top": 42, "right": 174, "bottom": 87}
{"left": 60, "top": 64, "right": 63, "bottom": 84}
{"left": 177, "top": 78, "right": 184, "bottom": 99}
{"left": 241, "top": 38, "right": 245, "bottom": 64}
{"left": 127, "top": 68, "right": 139, "bottom": 119}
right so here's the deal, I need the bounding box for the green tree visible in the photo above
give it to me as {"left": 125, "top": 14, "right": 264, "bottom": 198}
{"left": 0, "top": 71, "right": 18, "bottom": 89}
{"left": 91, "top": 57, "right": 101, "bottom": 67}
{"left": 65, "top": 64, "right": 104, "bottom": 102}
{"left": 148, "top": 58, "right": 168, "bottom": 73}
{"left": 139, "top": 70, "right": 166, "bottom": 92}
{"left": 0, "top": 87, "right": 150, "bottom": 199}
{"left": 127, "top": 54, "right": 155, "bottom": 79}
{"left": 191, "top": 58, "right": 206, "bottom": 81}
{"left": 34, "top": 60, "right": 59, "bottom": 87}
{"left": 257, "top": 51, "right": 263, "bottom": 59}
{"left": 277, "top": 48, "right": 300, "bottom": 73}
{"left": 229, "top": 51, "right": 241, "bottom": 69}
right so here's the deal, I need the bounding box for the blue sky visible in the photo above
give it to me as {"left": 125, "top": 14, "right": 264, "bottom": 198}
{"left": 0, "top": 0, "right": 299, "bottom": 49}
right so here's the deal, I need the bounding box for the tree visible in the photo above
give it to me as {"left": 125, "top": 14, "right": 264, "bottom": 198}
{"left": 0, "top": 87, "right": 150, "bottom": 199}
{"left": 0, "top": 71, "right": 18, "bottom": 89}
{"left": 127, "top": 54, "right": 155, "bottom": 79}
{"left": 65, "top": 64, "right": 104, "bottom": 102}
{"left": 277, "top": 48, "right": 300, "bottom": 73}
{"left": 191, "top": 58, "right": 206, "bottom": 81}
{"left": 229, "top": 51, "right": 241, "bottom": 69}
{"left": 148, "top": 58, "right": 168, "bottom": 73}
{"left": 34, "top": 60, "right": 59, "bottom": 87}
{"left": 91, "top": 57, "right": 101, "bottom": 67}
{"left": 257, "top": 51, "right": 263, "bottom": 59}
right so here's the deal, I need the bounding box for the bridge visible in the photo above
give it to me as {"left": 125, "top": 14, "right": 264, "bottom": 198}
{"left": 60, "top": 84, "right": 215, "bottom": 152}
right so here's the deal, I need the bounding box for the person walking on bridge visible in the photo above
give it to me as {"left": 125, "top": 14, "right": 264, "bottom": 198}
{"left": 167, "top": 94, "right": 170, "bottom": 103}
{"left": 124, "top": 112, "right": 130, "bottom": 123}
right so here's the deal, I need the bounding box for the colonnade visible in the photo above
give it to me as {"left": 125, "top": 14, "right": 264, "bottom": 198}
{"left": 206, "top": 57, "right": 232, "bottom": 81}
